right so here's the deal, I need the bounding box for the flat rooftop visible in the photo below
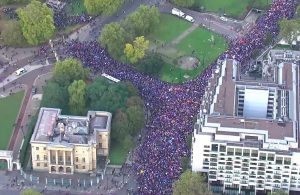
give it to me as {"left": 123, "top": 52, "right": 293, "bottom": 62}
{"left": 31, "top": 108, "right": 112, "bottom": 145}
{"left": 202, "top": 58, "right": 299, "bottom": 140}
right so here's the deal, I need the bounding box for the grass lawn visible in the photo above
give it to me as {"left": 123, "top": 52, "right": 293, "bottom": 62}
{"left": 194, "top": 0, "right": 270, "bottom": 18}
{"left": 65, "top": 0, "right": 86, "bottom": 15}
{"left": 109, "top": 141, "right": 129, "bottom": 165}
{"left": 158, "top": 27, "right": 227, "bottom": 83}
{"left": 150, "top": 14, "right": 192, "bottom": 44}
{"left": 0, "top": 91, "right": 24, "bottom": 150}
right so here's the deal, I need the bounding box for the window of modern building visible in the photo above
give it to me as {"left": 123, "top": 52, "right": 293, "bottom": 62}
{"left": 211, "top": 144, "right": 218, "bottom": 152}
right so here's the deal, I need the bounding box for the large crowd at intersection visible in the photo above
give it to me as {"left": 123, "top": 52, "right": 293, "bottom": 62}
{"left": 64, "top": 0, "right": 297, "bottom": 194}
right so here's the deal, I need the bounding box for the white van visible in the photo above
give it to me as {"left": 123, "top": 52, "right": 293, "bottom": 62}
{"left": 15, "top": 68, "right": 27, "bottom": 76}
{"left": 171, "top": 8, "right": 185, "bottom": 18}
{"left": 185, "top": 15, "right": 195, "bottom": 23}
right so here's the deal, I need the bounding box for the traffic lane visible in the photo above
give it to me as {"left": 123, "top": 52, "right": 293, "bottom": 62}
{"left": 75, "top": 0, "right": 153, "bottom": 42}
{"left": 2, "top": 65, "right": 52, "bottom": 91}
{"left": 0, "top": 55, "right": 52, "bottom": 82}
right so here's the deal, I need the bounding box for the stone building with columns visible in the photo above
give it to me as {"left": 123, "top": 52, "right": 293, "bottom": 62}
{"left": 30, "top": 107, "right": 112, "bottom": 174}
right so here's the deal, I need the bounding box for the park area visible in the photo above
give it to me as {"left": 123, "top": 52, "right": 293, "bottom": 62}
{"left": 148, "top": 14, "right": 227, "bottom": 83}
{"left": 0, "top": 91, "right": 24, "bottom": 150}
{"left": 194, "top": 0, "right": 270, "bottom": 18}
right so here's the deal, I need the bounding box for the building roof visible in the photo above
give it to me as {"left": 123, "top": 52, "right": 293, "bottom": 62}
{"left": 200, "top": 57, "right": 299, "bottom": 141}
{"left": 31, "top": 108, "right": 112, "bottom": 145}
{"left": 90, "top": 116, "right": 108, "bottom": 131}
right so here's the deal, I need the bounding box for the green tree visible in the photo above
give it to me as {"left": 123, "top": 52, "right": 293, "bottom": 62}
{"left": 40, "top": 81, "right": 69, "bottom": 113}
{"left": 125, "top": 82, "right": 138, "bottom": 96}
{"left": 86, "top": 78, "right": 129, "bottom": 113}
{"left": 124, "top": 5, "right": 160, "bottom": 36}
{"left": 126, "top": 105, "right": 145, "bottom": 135}
{"left": 1, "top": 20, "right": 26, "bottom": 47}
{"left": 126, "top": 96, "right": 144, "bottom": 107}
{"left": 53, "top": 58, "right": 89, "bottom": 86}
{"left": 16, "top": 0, "right": 55, "bottom": 45}
{"left": 68, "top": 80, "right": 87, "bottom": 115}
{"left": 173, "top": 170, "right": 212, "bottom": 195}
{"left": 136, "top": 53, "right": 164, "bottom": 75}
{"left": 279, "top": 18, "right": 300, "bottom": 45}
{"left": 111, "top": 110, "right": 130, "bottom": 141}
{"left": 124, "top": 36, "right": 149, "bottom": 64}
{"left": 171, "top": 0, "right": 195, "bottom": 8}
{"left": 84, "top": 0, "right": 124, "bottom": 16}
{"left": 123, "top": 134, "right": 134, "bottom": 151}
{"left": 267, "top": 189, "right": 288, "bottom": 195}
{"left": 99, "top": 22, "right": 127, "bottom": 59}
{"left": 21, "top": 189, "right": 42, "bottom": 195}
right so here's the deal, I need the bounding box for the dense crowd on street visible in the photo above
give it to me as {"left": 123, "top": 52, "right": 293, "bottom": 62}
{"left": 54, "top": 11, "right": 92, "bottom": 30}
{"left": 62, "top": 0, "right": 298, "bottom": 194}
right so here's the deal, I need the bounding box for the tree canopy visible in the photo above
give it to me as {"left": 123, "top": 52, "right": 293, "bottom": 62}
{"left": 136, "top": 53, "right": 164, "bottom": 76}
{"left": 68, "top": 80, "right": 87, "bottom": 115}
{"left": 40, "top": 81, "right": 69, "bottom": 113}
{"left": 171, "top": 0, "right": 195, "bottom": 8}
{"left": 279, "top": 18, "right": 300, "bottom": 44}
{"left": 173, "top": 170, "right": 212, "bottom": 195}
{"left": 84, "top": 0, "right": 124, "bottom": 16}
{"left": 86, "top": 77, "right": 129, "bottom": 113}
{"left": 124, "top": 5, "right": 160, "bottom": 36}
{"left": 1, "top": 20, "right": 26, "bottom": 47}
{"left": 53, "top": 58, "right": 89, "bottom": 86}
{"left": 16, "top": 0, "right": 55, "bottom": 45}
{"left": 124, "top": 36, "right": 149, "bottom": 64}
{"left": 99, "top": 22, "right": 127, "bottom": 59}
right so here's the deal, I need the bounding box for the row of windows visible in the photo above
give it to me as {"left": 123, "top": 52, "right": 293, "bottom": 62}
{"left": 75, "top": 157, "right": 85, "bottom": 163}
{"left": 75, "top": 165, "right": 85, "bottom": 169}
{"left": 36, "top": 155, "right": 47, "bottom": 160}
{"left": 36, "top": 163, "right": 47, "bottom": 167}
{"left": 35, "top": 147, "right": 46, "bottom": 150}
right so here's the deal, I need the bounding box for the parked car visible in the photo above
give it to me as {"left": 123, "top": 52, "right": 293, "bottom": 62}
{"left": 31, "top": 87, "right": 37, "bottom": 95}
{"left": 185, "top": 15, "right": 195, "bottom": 23}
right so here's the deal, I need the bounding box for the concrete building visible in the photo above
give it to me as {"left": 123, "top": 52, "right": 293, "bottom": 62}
{"left": 191, "top": 54, "right": 300, "bottom": 194}
{"left": 30, "top": 108, "right": 112, "bottom": 174}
